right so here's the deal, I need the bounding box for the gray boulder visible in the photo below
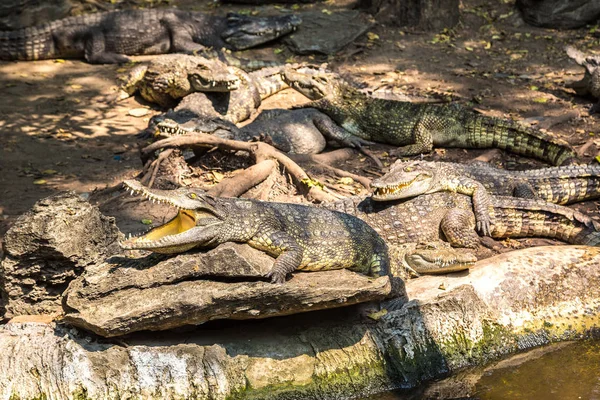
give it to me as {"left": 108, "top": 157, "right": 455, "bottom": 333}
{"left": 1, "top": 192, "right": 122, "bottom": 318}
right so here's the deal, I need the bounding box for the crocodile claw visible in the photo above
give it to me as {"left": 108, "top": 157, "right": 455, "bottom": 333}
{"left": 476, "top": 219, "right": 492, "bottom": 237}
{"left": 265, "top": 269, "right": 286, "bottom": 284}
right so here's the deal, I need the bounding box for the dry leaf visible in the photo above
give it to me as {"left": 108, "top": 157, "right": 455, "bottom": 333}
{"left": 33, "top": 179, "right": 47, "bottom": 185}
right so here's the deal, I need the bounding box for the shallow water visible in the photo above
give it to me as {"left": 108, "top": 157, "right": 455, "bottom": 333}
{"left": 365, "top": 340, "right": 600, "bottom": 400}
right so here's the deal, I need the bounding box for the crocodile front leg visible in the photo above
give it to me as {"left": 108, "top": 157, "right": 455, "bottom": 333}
{"left": 443, "top": 178, "right": 495, "bottom": 236}
{"left": 161, "top": 15, "right": 208, "bottom": 54}
{"left": 439, "top": 208, "right": 481, "bottom": 248}
{"left": 313, "top": 114, "right": 374, "bottom": 148}
{"left": 251, "top": 230, "right": 304, "bottom": 284}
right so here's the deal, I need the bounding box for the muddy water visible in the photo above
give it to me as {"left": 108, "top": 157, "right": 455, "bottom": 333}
{"left": 365, "top": 341, "right": 600, "bottom": 400}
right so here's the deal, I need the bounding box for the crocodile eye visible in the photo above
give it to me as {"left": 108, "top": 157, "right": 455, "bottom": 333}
{"left": 189, "top": 193, "right": 198, "bottom": 199}
{"left": 404, "top": 167, "right": 413, "bottom": 172}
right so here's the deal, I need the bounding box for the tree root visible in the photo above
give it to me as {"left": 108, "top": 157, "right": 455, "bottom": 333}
{"left": 208, "top": 160, "right": 276, "bottom": 198}
{"left": 142, "top": 134, "right": 338, "bottom": 202}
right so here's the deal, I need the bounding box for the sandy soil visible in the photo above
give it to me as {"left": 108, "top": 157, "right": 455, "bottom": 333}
{"left": 1, "top": 0, "right": 599, "bottom": 253}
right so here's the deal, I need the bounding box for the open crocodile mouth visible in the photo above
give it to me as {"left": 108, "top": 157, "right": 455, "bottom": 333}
{"left": 371, "top": 178, "right": 417, "bottom": 199}
{"left": 118, "top": 180, "right": 219, "bottom": 252}
{"left": 407, "top": 253, "right": 477, "bottom": 274}
{"left": 191, "top": 75, "right": 240, "bottom": 91}
{"left": 156, "top": 120, "right": 191, "bottom": 137}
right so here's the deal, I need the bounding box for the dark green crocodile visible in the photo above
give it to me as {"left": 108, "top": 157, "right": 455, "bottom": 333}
{"left": 283, "top": 69, "right": 577, "bottom": 166}
{"left": 155, "top": 108, "right": 373, "bottom": 154}
{"left": 120, "top": 180, "right": 390, "bottom": 283}
{"left": 370, "top": 159, "right": 600, "bottom": 236}
{"left": 118, "top": 54, "right": 241, "bottom": 107}
{"left": 0, "top": 10, "right": 301, "bottom": 64}
{"left": 565, "top": 46, "right": 600, "bottom": 114}
{"left": 324, "top": 193, "right": 600, "bottom": 253}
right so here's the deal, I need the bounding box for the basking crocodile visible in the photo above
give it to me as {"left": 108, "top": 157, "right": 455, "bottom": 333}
{"left": 565, "top": 46, "right": 600, "bottom": 114}
{"left": 283, "top": 69, "right": 577, "bottom": 166}
{"left": 145, "top": 65, "right": 291, "bottom": 133}
{"left": 119, "top": 180, "right": 476, "bottom": 279}
{"left": 0, "top": 10, "right": 301, "bottom": 63}
{"left": 155, "top": 108, "right": 373, "bottom": 154}
{"left": 118, "top": 54, "right": 241, "bottom": 107}
{"left": 370, "top": 159, "right": 600, "bottom": 235}
{"left": 120, "top": 180, "right": 390, "bottom": 283}
{"left": 324, "top": 193, "right": 600, "bottom": 251}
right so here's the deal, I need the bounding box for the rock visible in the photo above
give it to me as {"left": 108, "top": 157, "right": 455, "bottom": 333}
{"left": 285, "top": 11, "right": 374, "bottom": 55}
{"left": 62, "top": 243, "right": 394, "bottom": 337}
{"left": 516, "top": 0, "right": 600, "bottom": 29}
{"left": 358, "top": 0, "right": 459, "bottom": 30}
{"left": 0, "top": 192, "right": 122, "bottom": 318}
{"left": 0, "top": 0, "right": 72, "bottom": 30}
{"left": 2, "top": 246, "right": 600, "bottom": 399}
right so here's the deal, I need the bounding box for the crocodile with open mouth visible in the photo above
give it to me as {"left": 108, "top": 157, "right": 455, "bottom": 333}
{"left": 0, "top": 9, "right": 301, "bottom": 63}
{"left": 282, "top": 68, "right": 577, "bottom": 166}
{"left": 120, "top": 180, "right": 391, "bottom": 283}
{"left": 369, "top": 159, "right": 600, "bottom": 236}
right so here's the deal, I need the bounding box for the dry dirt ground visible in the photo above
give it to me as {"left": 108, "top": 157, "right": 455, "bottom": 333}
{"left": 0, "top": 0, "right": 599, "bottom": 254}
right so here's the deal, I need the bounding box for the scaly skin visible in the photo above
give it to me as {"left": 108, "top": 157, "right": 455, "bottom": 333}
{"left": 0, "top": 10, "right": 301, "bottom": 63}
{"left": 119, "top": 180, "right": 389, "bottom": 283}
{"left": 155, "top": 108, "right": 373, "bottom": 154}
{"left": 565, "top": 46, "right": 600, "bottom": 114}
{"left": 323, "top": 192, "right": 600, "bottom": 252}
{"left": 283, "top": 69, "right": 577, "bottom": 166}
{"left": 147, "top": 65, "right": 290, "bottom": 130}
{"left": 370, "top": 159, "right": 600, "bottom": 236}
{"left": 118, "top": 54, "right": 241, "bottom": 107}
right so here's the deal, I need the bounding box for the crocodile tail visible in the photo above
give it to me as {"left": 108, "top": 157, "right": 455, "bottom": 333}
{"left": 491, "top": 196, "right": 600, "bottom": 246}
{"left": 0, "top": 23, "right": 57, "bottom": 60}
{"left": 469, "top": 115, "right": 577, "bottom": 166}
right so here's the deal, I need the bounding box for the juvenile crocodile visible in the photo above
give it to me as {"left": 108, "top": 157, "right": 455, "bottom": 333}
{"left": 118, "top": 54, "right": 241, "bottom": 107}
{"left": 0, "top": 10, "right": 301, "bottom": 63}
{"left": 120, "top": 180, "right": 390, "bottom": 283}
{"left": 156, "top": 108, "right": 373, "bottom": 154}
{"left": 283, "top": 69, "right": 577, "bottom": 166}
{"left": 565, "top": 46, "right": 600, "bottom": 114}
{"left": 324, "top": 192, "right": 600, "bottom": 251}
{"left": 370, "top": 159, "right": 600, "bottom": 235}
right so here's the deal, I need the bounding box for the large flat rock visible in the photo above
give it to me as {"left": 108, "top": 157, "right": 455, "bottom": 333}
{"left": 62, "top": 243, "right": 394, "bottom": 337}
{"left": 2, "top": 246, "right": 600, "bottom": 399}
{"left": 0, "top": 192, "right": 122, "bottom": 318}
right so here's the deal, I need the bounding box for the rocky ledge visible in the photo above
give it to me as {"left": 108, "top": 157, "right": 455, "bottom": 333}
{"left": 2, "top": 245, "right": 600, "bottom": 399}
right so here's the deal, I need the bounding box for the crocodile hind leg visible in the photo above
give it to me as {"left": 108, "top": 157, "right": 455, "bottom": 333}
{"left": 439, "top": 208, "right": 481, "bottom": 248}
{"left": 161, "top": 16, "right": 208, "bottom": 54}
{"left": 84, "top": 30, "right": 130, "bottom": 64}
{"left": 254, "top": 231, "right": 304, "bottom": 284}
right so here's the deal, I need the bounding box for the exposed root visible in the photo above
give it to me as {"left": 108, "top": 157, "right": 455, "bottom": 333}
{"left": 141, "top": 134, "right": 338, "bottom": 201}
{"left": 208, "top": 160, "right": 276, "bottom": 198}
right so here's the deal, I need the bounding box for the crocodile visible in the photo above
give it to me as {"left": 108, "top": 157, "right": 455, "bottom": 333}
{"left": 0, "top": 9, "right": 301, "bottom": 64}
{"left": 120, "top": 180, "right": 390, "bottom": 283}
{"left": 370, "top": 159, "right": 600, "bottom": 236}
{"left": 324, "top": 192, "right": 600, "bottom": 252}
{"left": 144, "top": 65, "right": 291, "bottom": 135}
{"left": 118, "top": 54, "right": 241, "bottom": 107}
{"left": 155, "top": 108, "right": 374, "bottom": 154}
{"left": 282, "top": 69, "right": 577, "bottom": 166}
{"left": 565, "top": 46, "right": 600, "bottom": 114}
{"left": 119, "top": 180, "right": 476, "bottom": 280}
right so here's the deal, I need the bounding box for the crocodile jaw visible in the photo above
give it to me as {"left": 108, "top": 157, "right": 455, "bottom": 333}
{"left": 406, "top": 250, "right": 476, "bottom": 274}
{"left": 371, "top": 174, "right": 434, "bottom": 201}
{"left": 119, "top": 180, "right": 221, "bottom": 253}
{"left": 222, "top": 14, "right": 302, "bottom": 50}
